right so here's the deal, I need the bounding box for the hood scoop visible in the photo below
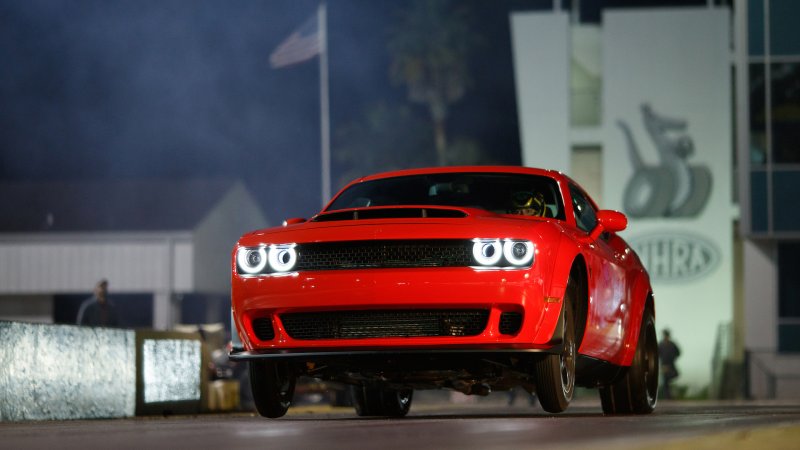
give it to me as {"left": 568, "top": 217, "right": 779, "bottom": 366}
{"left": 312, "top": 207, "right": 468, "bottom": 222}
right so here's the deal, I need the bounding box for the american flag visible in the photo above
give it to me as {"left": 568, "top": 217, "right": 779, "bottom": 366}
{"left": 269, "top": 12, "right": 321, "bottom": 69}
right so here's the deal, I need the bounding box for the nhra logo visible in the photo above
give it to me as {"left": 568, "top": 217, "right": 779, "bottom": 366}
{"left": 617, "top": 103, "right": 712, "bottom": 218}
{"left": 629, "top": 232, "right": 720, "bottom": 283}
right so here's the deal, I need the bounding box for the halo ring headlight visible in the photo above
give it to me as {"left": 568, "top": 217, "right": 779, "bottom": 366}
{"left": 503, "top": 240, "right": 534, "bottom": 266}
{"left": 472, "top": 239, "right": 502, "bottom": 266}
{"left": 268, "top": 244, "right": 297, "bottom": 273}
{"left": 237, "top": 247, "right": 267, "bottom": 274}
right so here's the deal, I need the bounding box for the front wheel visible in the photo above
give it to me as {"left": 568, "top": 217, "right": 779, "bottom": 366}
{"left": 599, "top": 308, "right": 659, "bottom": 414}
{"left": 533, "top": 279, "right": 577, "bottom": 413}
{"left": 351, "top": 385, "right": 413, "bottom": 417}
{"left": 249, "top": 360, "right": 296, "bottom": 418}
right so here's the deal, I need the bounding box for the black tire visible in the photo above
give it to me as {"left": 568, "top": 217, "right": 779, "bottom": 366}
{"left": 599, "top": 308, "right": 659, "bottom": 414}
{"left": 533, "top": 278, "right": 577, "bottom": 413}
{"left": 249, "top": 360, "right": 296, "bottom": 418}
{"left": 351, "top": 385, "right": 413, "bottom": 417}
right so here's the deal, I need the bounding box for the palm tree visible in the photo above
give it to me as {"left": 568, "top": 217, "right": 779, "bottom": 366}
{"left": 388, "top": 0, "right": 476, "bottom": 166}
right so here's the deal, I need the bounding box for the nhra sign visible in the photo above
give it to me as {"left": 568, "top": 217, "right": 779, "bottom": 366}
{"left": 603, "top": 8, "right": 733, "bottom": 391}
{"left": 629, "top": 232, "right": 721, "bottom": 283}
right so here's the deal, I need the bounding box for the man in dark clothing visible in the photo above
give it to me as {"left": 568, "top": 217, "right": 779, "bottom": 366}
{"left": 76, "top": 279, "right": 119, "bottom": 327}
{"left": 658, "top": 328, "right": 681, "bottom": 399}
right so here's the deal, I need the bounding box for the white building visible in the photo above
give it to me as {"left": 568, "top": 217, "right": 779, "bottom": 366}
{"left": 0, "top": 179, "right": 268, "bottom": 330}
{"left": 511, "top": 0, "right": 800, "bottom": 398}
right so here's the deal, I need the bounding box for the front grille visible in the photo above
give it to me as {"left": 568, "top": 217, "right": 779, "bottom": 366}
{"left": 295, "top": 240, "right": 472, "bottom": 271}
{"left": 499, "top": 312, "right": 523, "bottom": 335}
{"left": 280, "top": 309, "right": 490, "bottom": 340}
{"left": 252, "top": 318, "right": 275, "bottom": 341}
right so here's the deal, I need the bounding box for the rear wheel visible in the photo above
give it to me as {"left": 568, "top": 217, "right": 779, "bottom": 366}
{"left": 599, "top": 308, "right": 658, "bottom": 414}
{"left": 351, "top": 385, "right": 413, "bottom": 417}
{"left": 249, "top": 360, "right": 296, "bottom": 418}
{"left": 534, "top": 278, "right": 577, "bottom": 413}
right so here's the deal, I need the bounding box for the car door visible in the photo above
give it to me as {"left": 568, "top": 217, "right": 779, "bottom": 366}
{"left": 568, "top": 184, "right": 629, "bottom": 360}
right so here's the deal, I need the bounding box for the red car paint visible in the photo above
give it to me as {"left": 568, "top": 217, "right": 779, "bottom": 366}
{"left": 231, "top": 166, "right": 652, "bottom": 366}
{"left": 230, "top": 166, "right": 658, "bottom": 417}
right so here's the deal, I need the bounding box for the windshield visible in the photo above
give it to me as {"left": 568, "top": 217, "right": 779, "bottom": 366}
{"left": 327, "top": 173, "right": 565, "bottom": 220}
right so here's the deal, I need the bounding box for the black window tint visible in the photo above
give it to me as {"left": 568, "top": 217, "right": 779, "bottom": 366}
{"left": 328, "top": 173, "right": 566, "bottom": 220}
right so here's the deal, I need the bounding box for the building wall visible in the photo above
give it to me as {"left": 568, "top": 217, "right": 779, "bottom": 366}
{"left": 511, "top": 11, "right": 570, "bottom": 173}
{"left": 512, "top": 7, "right": 734, "bottom": 392}
{"left": 0, "top": 234, "right": 192, "bottom": 294}
{"left": 193, "top": 182, "right": 269, "bottom": 294}
{"left": 0, "top": 295, "right": 52, "bottom": 323}
{"left": 738, "top": 0, "right": 800, "bottom": 397}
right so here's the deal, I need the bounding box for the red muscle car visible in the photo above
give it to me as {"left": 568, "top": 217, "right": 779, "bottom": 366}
{"left": 230, "top": 166, "right": 658, "bottom": 418}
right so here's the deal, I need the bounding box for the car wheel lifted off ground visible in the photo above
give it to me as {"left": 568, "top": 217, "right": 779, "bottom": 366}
{"left": 250, "top": 360, "right": 297, "bottom": 418}
{"left": 599, "top": 307, "right": 659, "bottom": 414}
{"left": 351, "top": 385, "right": 413, "bottom": 417}
{"left": 533, "top": 276, "right": 577, "bottom": 413}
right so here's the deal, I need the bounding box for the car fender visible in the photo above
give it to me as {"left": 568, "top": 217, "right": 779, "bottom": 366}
{"left": 618, "top": 269, "right": 654, "bottom": 366}
{"left": 534, "top": 231, "right": 582, "bottom": 344}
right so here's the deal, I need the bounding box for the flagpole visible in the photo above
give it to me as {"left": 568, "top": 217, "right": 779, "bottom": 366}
{"left": 318, "top": 2, "right": 331, "bottom": 207}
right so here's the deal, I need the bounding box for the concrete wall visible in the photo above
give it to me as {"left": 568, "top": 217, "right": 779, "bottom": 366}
{"left": 743, "top": 239, "right": 778, "bottom": 351}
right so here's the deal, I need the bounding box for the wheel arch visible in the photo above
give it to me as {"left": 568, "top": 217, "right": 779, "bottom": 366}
{"left": 570, "top": 255, "right": 589, "bottom": 349}
{"left": 620, "top": 273, "right": 656, "bottom": 366}
{"left": 541, "top": 230, "right": 589, "bottom": 348}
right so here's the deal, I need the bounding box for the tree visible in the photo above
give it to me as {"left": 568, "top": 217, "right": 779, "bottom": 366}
{"left": 334, "top": 102, "right": 435, "bottom": 189}
{"left": 387, "top": 0, "right": 478, "bottom": 166}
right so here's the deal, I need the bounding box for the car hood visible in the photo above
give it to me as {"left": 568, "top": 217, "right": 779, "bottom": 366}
{"left": 237, "top": 206, "right": 562, "bottom": 246}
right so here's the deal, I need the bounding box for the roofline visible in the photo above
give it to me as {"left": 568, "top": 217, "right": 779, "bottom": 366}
{"left": 353, "top": 166, "right": 563, "bottom": 183}
{"left": 0, "top": 231, "right": 194, "bottom": 243}
{"left": 325, "top": 166, "right": 568, "bottom": 211}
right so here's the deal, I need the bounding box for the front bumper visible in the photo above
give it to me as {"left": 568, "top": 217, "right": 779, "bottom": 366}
{"left": 231, "top": 267, "right": 563, "bottom": 352}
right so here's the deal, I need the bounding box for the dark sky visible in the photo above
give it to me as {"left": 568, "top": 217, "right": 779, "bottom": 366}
{"left": 0, "top": 0, "right": 716, "bottom": 222}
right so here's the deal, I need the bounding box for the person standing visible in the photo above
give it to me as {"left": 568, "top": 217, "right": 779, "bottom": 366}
{"left": 76, "top": 279, "right": 119, "bottom": 327}
{"left": 658, "top": 328, "right": 681, "bottom": 399}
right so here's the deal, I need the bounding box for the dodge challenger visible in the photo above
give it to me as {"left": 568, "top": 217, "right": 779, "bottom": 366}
{"left": 229, "top": 166, "right": 658, "bottom": 418}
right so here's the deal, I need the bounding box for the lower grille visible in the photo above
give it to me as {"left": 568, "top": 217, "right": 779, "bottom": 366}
{"left": 499, "top": 312, "right": 523, "bottom": 335}
{"left": 280, "top": 309, "right": 490, "bottom": 340}
{"left": 252, "top": 318, "right": 275, "bottom": 341}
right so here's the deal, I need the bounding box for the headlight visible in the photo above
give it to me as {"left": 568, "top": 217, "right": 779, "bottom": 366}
{"left": 472, "top": 239, "right": 503, "bottom": 266}
{"left": 268, "top": 244, "right": 297, "bottom": 273}
{"left": 236, "top": 244, "right": 297, "bottom": 275}
{"left": 471, "top": 238, "right": 534, "bottom": 268}
{"left": 503, "top": 240, "right": 534, "bottom": 266}
{"left": 236, "top": 247, "right": 267, "bottom": 274}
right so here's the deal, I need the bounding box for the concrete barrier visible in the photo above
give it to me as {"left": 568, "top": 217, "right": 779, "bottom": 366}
{"left": 0, "top": 321, "right": 205, "bottom": 421}
{"left": 0, "top": 321, "right": 136, "bottom": 421}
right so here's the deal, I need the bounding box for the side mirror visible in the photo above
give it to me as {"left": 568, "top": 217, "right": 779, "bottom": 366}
{"left": 282, "top": 218, "right": 306, "bottom": 226}
{"left": 589, "top": 210, "right": 627, "bottom": 240}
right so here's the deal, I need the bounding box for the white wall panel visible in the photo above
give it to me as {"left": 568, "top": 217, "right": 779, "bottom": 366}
{"left": 603, "top": 8, "right": 733, "bottom": 391}
{"left": 510, "top": 12, "right": 570, "bottom": 173}
{"left": 173, "top": 241, "right": 194, "bottom": 293}
{"left": 0, "top": 237, "right": 191, "bottom": 294}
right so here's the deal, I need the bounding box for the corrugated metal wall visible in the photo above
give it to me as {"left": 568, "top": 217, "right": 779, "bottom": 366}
{"left": 0, "top": 235, "right": 193, "bottom": 294}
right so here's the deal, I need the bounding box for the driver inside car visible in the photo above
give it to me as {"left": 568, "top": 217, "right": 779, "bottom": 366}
{"left": 510, "top": 191, "right": 547, "bottom": 217}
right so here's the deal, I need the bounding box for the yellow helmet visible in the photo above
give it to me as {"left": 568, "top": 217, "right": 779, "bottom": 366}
{"left": 511, "top": 191, "right": 546, "bottom": 217}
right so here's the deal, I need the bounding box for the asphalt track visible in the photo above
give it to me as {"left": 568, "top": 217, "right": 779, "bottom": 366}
{"left": 2, "top": 397, "right": 799, "bottom": 450}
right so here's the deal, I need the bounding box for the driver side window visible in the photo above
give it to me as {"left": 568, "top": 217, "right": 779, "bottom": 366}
{"left": 569, "top": 185, "right": 597, "bottom": 233}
